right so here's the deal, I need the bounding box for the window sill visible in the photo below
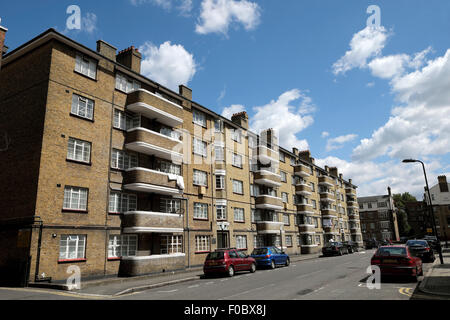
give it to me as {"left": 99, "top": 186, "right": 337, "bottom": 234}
{"left": 193, "top": 218, "right": 209, "bottom": 221}
{"left": 195, "top": 251, "right": 210, "bottom": 254}
{"left": 74, "top": 70, "right": 97, "bottom": 82}
{"left": 108, "top": 212, "right": 122, "bottom": 216}
{"left": 69, "top": 112, "right": 94, "bottom": 123}
{"left": 107, "top": 257, "right": 122, "bottom": 261}
{"left": 66, "top": 159, "right": 92, "bottom": 166}
{"left": 234, "top": 220, "right": 245, "bottom": 224}
{"left": 58, "top": 258, "right": 87, "bottom": 264}
{"left": 62, "top": 209, "right": 88, "bottom": 214}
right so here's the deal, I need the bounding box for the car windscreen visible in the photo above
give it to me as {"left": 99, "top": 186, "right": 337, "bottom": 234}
{"left": 407, "top": 240, "right": 428, "bottom": 247}
{"left": 252, "top": 248, "right": 268, "bottom": 255}
{"left": 325, "top": 242, "right": 339, "bottom": 247}
{"left": 376, "top": 247, "right": 406, "bottom": 256}
{"left": 206, "top": 252, "right": 224, "bottom": 260}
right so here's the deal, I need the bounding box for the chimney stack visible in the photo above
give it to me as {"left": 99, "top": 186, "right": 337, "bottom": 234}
{"left": 117, "top": 46, "right": 142, "bottom": 74}
{"left": 330, "top": 167, "right": 338, "bottom": 177}
{"left": 179, "top": 85, "right": 192, "bottom": 100}
{"left": 339, "top": 173, "right": 343, "bottom": 180}
{"left": 97, "top": 40, "right": 117, "bottom": 61}
{"left": 0, "top": 18, "right": 8, "bottom": 71}
{"left": 292, "top": 148, "right": 299, "bottom": 156}
{"left": 387, "top": 186, "right": 392, "bottom": 197}
{"left": 438, "top": 175, "right": 449, "bottom": 192}
{"left": 324, "top": 165, "right": 330, "bottom": 173}
{"left": 231, "top": 112, "right": 249, "bottom": 129}
{"left": 349, "top": 179, "right": 352, "bottom": 185}
{"left": 298, "top": 150, "right": 311, "bottom": 162}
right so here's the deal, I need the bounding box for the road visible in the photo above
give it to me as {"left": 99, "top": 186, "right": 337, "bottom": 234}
{"left": 0, "top": 249, "right": 432, "bottom": 300}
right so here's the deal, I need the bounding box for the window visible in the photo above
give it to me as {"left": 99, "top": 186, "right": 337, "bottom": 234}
{"left": 216, "top": 205, "right": 227, "bottom": 220}
{"left": 254, "top": 235, "right": 264, "bottom": 248}
{"left": 282, "top": 192, "right": 288, "bottom": 203}
{"left": 109, "top": 192, "right": 137, "bottom": 213}
{"left": 113, "top": 109, "right": 140, "bottom": 130}
{"left": 157, "top": 160, "right": 181, "bottom": 176}
{"left": 249, "top": 159, "right": 258, "bottom": 172}
{"left": 194, "top": 203, "right": 208, "bottom": 220}
{"left": 378, "top": 202, "right": 387, "bottom": 207}
{"left": 280, "top": 152, "right": 285, "bottom": 162}
{"left": 283, "top": 214, "right": 290, "bottom": 225}
{"left": 75, "top": 54, "right": 96, "bottom": 79}
{"left": 285, "top": 235, "right": 293, "bottom": 247}
{"left": 368, "top": 203, "right": 372, "bottom": 209}
{"left": 193, "top": 138, "right": 207, "bottom": 157}
{"left": 216, "top": 175, "right": 225, "bottom": 190}
{"left": 233, "top": 180, "right": 244, "bottom": 194}
{"left": 236, "top": 235, "right": 247, "bottom": 250}
{"left": 108, "top": 235, "right": 137, "bottom": 258}
{"left": 193, "top": 109, "right": 206, "bottom": 127}
{"left": 63, "top": 186, "right": 88, "bottom": 211}
{"left": 160, "top": 127, "right": 181, "bottom": 140}
{"left": 160, "top": 235, "right": 183, "bottom": 254}
{"left": 234, "top": 208, "right": 245, "bottom": 222}
{"left": 71, "top": 94, "right": 94, "bottom": 120}
{"left": 314, "top": 217, "right": 319, "bottom": 228}
{"left": 315, "top": 235, "right": 321, "bottom": 245}
{"left": 310, "top": 182, "right": 315, "bottom": 192}
{"left": 248, "top": 136, "right": 257, "bottom": 148}
{"left": 195, "top": 236, "right": 210, "bottom": 252}
{"left": 115, "top": 73, "right": 140, "bottom": 93}
{"left": 59, "top": 235, "right": 86, "bottom": 260}
{"left": 214, "top": 119, "right": 224, "bottom": 133}
{"left": 231, "top": 129, "right": 242, "bottom": 143}
{"left": 280, "top": 171, "right": 287, "bottom": 182}
{"left": 215, "top": 146, "right": 224, "bottom": 162}
{"left": 160, "top": 199, "right": 181, "bottom": 214}
{"left": 252, "top": 209, "right": 262, "bottom": 223}
{"left": 193, "top": 170, "right": 208, "bottom": 186}
{"left": 111, "top": 149, "right": 138, "bottom": 170}
{"left": 290, "top": 157, "right": 296, "bottom": 166}
{"left": 67, "top": 138, "right": 91, "bottom": 163}
{"left": 232, "top": 153, "right": 243, "bottom": 168}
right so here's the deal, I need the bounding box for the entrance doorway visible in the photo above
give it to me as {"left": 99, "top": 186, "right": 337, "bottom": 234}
{"left": 217, "top": 231, "right": 229, "bottom": 249}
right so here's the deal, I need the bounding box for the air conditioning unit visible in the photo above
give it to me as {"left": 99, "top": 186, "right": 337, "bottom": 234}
{"left": 198, "top": 186, "right": 206, "bottom": 195}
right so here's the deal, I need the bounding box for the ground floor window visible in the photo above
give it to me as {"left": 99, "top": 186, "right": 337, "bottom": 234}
{"left": 285, "top": 235, "right": 293, "bottom": 247}
{"left": 236, "top": 235, "right": 247, "bottom": 250}
{"left": 254, "top": 235, "right": 264, "bottom": 248}
{"left": 59, "top": 235, "right": 86, "bottom": 260}
{"left": 302, "top": 234, "right": 313, "bottom": 245}
{"left": 315, "top": 235, "right": 321, "bottom": 245}
{"left": 160, "top": 235, "right": 183, "bottom": 254}
{"left": 195, "top": 235, "right": 210, "bottom": 253}
{"left": 108, "top": 235, "right": 137, "bottom": 258}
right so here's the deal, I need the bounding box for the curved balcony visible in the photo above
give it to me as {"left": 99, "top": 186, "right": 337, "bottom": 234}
{"left": 318, "top": 176, "right": 334, "bottom": 187}
{"left": 299, "top": 224, "right": 316, "bottom": 233}
{"left": 123, "top": 168, "right": 184, "bottom": 195}
{"left": 256, "top": 221, "right": 284, "bottom": 234}
{"left": 126, "top": 89, "right": 183, "bottom": 127}
{"left": 119, "top": 253, "right": 185, "bottom": 277}
{"left": 253, "top": 170, "right": 281, "bottom": 187}
{"left": 296, "top": 204, "right": 314, "bottom": 214}
{"left": 345, "top": 187, "right": 357, "bottom": 196}
{"left": 320, "top": 193, "right": 335, "bottom": 203}
{"left": 347, "top": 200, "right": 359, "bottom": 209}
{"left": 295, "top": 183, "right": 312, "bottom": 196}
{"left": 255, "top": 195, "right": 283, "bottom": 210}
{"left": 321, "top": 208, "right": 337, "bottom": 217}
{"left": 294, "top": 164, "right": 311, "bottom": 178}
{"left": 255, "top": 145, "right": 279, "bottom": 165}
{"left": 122, "top": 211, "right": 184, "bottom": 234}
{"left": 126, "top": 128, "right": 183, "bottom": 164}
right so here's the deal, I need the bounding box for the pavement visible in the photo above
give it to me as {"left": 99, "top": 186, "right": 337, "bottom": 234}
{"left": 416, "top": 247, "right": 450, "bottom": 299}
{"left": 30, "top": 252, "right": 322, "bottom": 297}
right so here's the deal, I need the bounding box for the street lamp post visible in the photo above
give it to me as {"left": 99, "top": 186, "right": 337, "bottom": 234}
{"left": 402, "top": 159, "right": 444, "bottom": 264}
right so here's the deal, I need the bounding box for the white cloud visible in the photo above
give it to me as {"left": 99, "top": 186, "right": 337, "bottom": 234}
{"left": 61, "top": 12, "right": 98, "bottom": 35}
{"left": 366, "top": 82, "right": 375, "bottom": 87}
{"left": 368, "top": 54, "right": 410, "bottom": 79}
{"left": 221, "top": 104, "right": 246, "bottom": 119}
{"left": 326, "top": 134, "right": 358, "bottom": 152}
{"left": 332, "top": 26, "right": 389, "bottom": 75}
{"left": 139, "top": 41, "right": 197, "bottom": 91}
{"left": 130, "top": 0, "right": 193, "bottom": 15}
{"left": 321, "top": 131, "right": 330, "bottom": 138}
{"left": 195, "top": 0, "right": 261, "bottom": 36}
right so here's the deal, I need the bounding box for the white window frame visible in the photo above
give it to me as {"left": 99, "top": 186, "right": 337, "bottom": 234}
{"left": 109, "top": 191, "right": 137, "bottom": 214}
{"left": 193, "top": 109, "right": 207, "bottom": 127}
{"left": 234, "top": 207, "right": 245, "bottom": 222}
{"left": 236, "top": 235, "right": 247, "bottom": 250}
{"left": 215, "top": 146, "right": 224, "bottom": 162}
{"left": 232, "top": 153, "right": 243, "bottom": 168}
{"left": 216, "top": 175, "right": 225, "bottom": 190}
{"left": 115, "top": 72, "right": 140, "bottom": 93}
{"left": 216, "top": 205, "right": 227, "bottom": 221}
{"left": 71, "top": 94, "right": 94, "bottom": 120}
{"left": 59, "top": 235, "right": 86, "bottom": 260}
{"left": 63, "top": 186, "right": 88, "bottom": 211}
{"left": 75, "top": 54, "right": 97, "bottom": 79}
{"left": 232, "top": 179, "right": 244, "bottom": 194}
{"left": 111, "top": 149, "right": 138, "bottom": 170}
{"left": 195, "top": 235, "right": 210, "bottom": 253}
{"left": 193, "top": 170, "right": 208, "bottom": 187}
{"left": 194, "top": 202, "right": 208, "bottom": 220}
{"left": 108, "top": 235, "right": 137, "bottom": 258}
{"left": 193, "top": 138, "right": 207, "bottom": 157}
{"left": 285, "top": 235, "right": 293, "bottom": 247}
{"left": 160, "top": 235, "right": 183, "bottom": 254}
{"left": 67, "top": 137, "right": 91, "bottom": 163}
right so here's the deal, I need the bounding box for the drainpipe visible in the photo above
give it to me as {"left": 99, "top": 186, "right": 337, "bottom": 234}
{"left": 182, "top": 197, "right": 190, "bottom": 268}
{"left": 33, "top": 217, "right": 44, "bottom": 282}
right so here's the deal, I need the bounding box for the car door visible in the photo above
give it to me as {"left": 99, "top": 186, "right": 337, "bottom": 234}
{"left": 271, "top": 247, "right": 281, "bottom": 264}
{"left": 229, "top": 250, "right": 242, "bottom": 271}
{"left": 237, "top": 250, "right": 250, "bottom": 270}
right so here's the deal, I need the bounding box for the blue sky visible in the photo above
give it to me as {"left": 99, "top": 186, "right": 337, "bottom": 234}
{"left": 2, "top": 0, "right": 450, "bottom": 197}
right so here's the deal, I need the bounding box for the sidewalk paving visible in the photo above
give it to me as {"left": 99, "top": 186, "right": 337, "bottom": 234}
{"left": 418, "top": 247, "right": 450, "bottom": 298}
{"left": 30, "top": 252, "right": 322, "bottom": 297}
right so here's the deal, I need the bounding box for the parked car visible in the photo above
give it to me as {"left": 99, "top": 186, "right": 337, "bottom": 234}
{"left": 343, "top": 241, "right": 359, "bottom": 253}
{"left": 322, "top": 242, "right": 349, "bottom": 256}
{"left": 365, "top": 239, "right": 380, "bottom": 249}
{"left": 399, "top": 236, "right": 409, "bottom": 244}
{"left": 423, "top": 236, "right": 439, "bottom": 250}
{"left": 371, "top": 245, "right": 423, "bottom": 281}
{"left": 203, "top": 248, "right": 256, "bottom": 277}
{"left": 406, "top": 239, "right": 436, "bottom": 263}
{"left": 250, "top": 246, "right": 290, "bottom": 269}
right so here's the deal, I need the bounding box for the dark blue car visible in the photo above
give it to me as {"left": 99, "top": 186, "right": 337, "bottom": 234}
{"left": 250, "top": 246, "right": 290, "bottom": 269}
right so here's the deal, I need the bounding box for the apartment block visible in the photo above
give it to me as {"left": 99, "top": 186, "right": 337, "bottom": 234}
{"left": 358, "top": 188, "right": 400, "bottom": 242}
{"left": 0, "top": 29, "right": 362, "bottom": 286}
{"left": 424, "top": 175, "right": 450, "bottom": 241}
{"left": 405, "top": 201, "right": 429, "bottom": 238}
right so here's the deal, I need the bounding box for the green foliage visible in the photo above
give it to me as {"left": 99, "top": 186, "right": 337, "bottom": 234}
{"left": 393, "top": 193, "right": 416, "bottom": 237}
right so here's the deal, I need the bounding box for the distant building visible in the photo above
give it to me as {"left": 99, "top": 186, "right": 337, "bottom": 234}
{"left": 424, "top": 175, "right": 450, "bottom": 241}
{"left": 358, "top": 187, "right": 400, "bottom": 242}
{"left": 405, "top": 201, "right": 429, "bottom": 238}
{"left": 0, "top": 19, "right": 7, "bottom": 70}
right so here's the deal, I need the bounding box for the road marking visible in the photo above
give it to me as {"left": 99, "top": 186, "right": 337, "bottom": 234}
{"left": 188, "top": 285, "right": 200, "bottom": 289}
{"left": 157, "top": 289, "right": 178, "bottom": 293}
{"left": 398, "top": 287, "right": 413, "bottom": 297}
{"left": 206, "top": 281, "right": 214, "bottom": 285}
{"left": 220, "top": 279, "right": 228, "bottom": 282}
{"left": 292, "top": 265, "right": 297, "bottom": 267}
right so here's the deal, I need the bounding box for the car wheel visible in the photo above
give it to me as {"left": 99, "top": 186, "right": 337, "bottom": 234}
{"left": 228, "top": 266, "right": 235, "bottom": 277}
{"left": 270, "top": 260, "right": 276, "bottom": 269}
{"left": 250, "top": 263, "right": 256, "bottom": 273}
{"left": 285, "top": 258, "right": 290, "bottom": 267}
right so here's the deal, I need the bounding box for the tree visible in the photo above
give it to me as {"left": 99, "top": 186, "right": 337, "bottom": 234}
{"left": 393, "top": 193, "right": 416, "bottom": 237}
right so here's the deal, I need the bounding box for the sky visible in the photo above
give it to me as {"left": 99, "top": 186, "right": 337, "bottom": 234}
{"left": 1, "top": 0, "right": 450, "bottom": 198}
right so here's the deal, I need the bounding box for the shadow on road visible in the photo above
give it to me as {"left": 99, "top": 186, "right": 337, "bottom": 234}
{"left": 359, "top": 274, "right": 417, "bottom": 284}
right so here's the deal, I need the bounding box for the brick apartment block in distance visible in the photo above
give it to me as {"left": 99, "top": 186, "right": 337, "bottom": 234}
{"left": 358, "top": 187, "right": 400, "bottom": 243}
{"left": 0, "top": 28, "right": 363, "bottom": 286}
{"left": 424, "top": 175, "right": 450, "bottom": 241}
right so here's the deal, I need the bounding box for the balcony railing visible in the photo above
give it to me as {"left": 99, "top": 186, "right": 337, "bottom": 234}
{"left": 295, "top": 183, "right": 312, "bottom": 196}
{"left": 126, "top": 128, "right": 183, "bottom": 163}
{"left": 255, "top": 145, "right": 279, "bottom": 164}
{"left": 123, "top": 167, "right": 184, "bottom": 195}
{"left": 122, "top": 211, "right": 184, "bottom": 233}
{"left": 294, "top": 164, "right": 311, "bottom": 178}
{"left": 255, "top": 195, "right": 283, "bottom": 210}
{"left": 253, "top": 170, "right": 282, "bottom": 187}
{"left": 256, "top": 221, "right": 284, "bottom": 234}
{"left": 119, "top": 253, "right": 185, "bottom": 277}
{"left": 318, "top": 176, "right": 334, "bottom": 187}
{"left": 126, "top": 89, "right": 183, "bottom": 127}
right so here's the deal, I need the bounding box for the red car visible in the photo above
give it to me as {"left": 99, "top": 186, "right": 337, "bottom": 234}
{"left": 371, "top": 245, "right": 423, "bottom": 281}
{"left": 203, "top": 248, "right": 257, "bottom": 277}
